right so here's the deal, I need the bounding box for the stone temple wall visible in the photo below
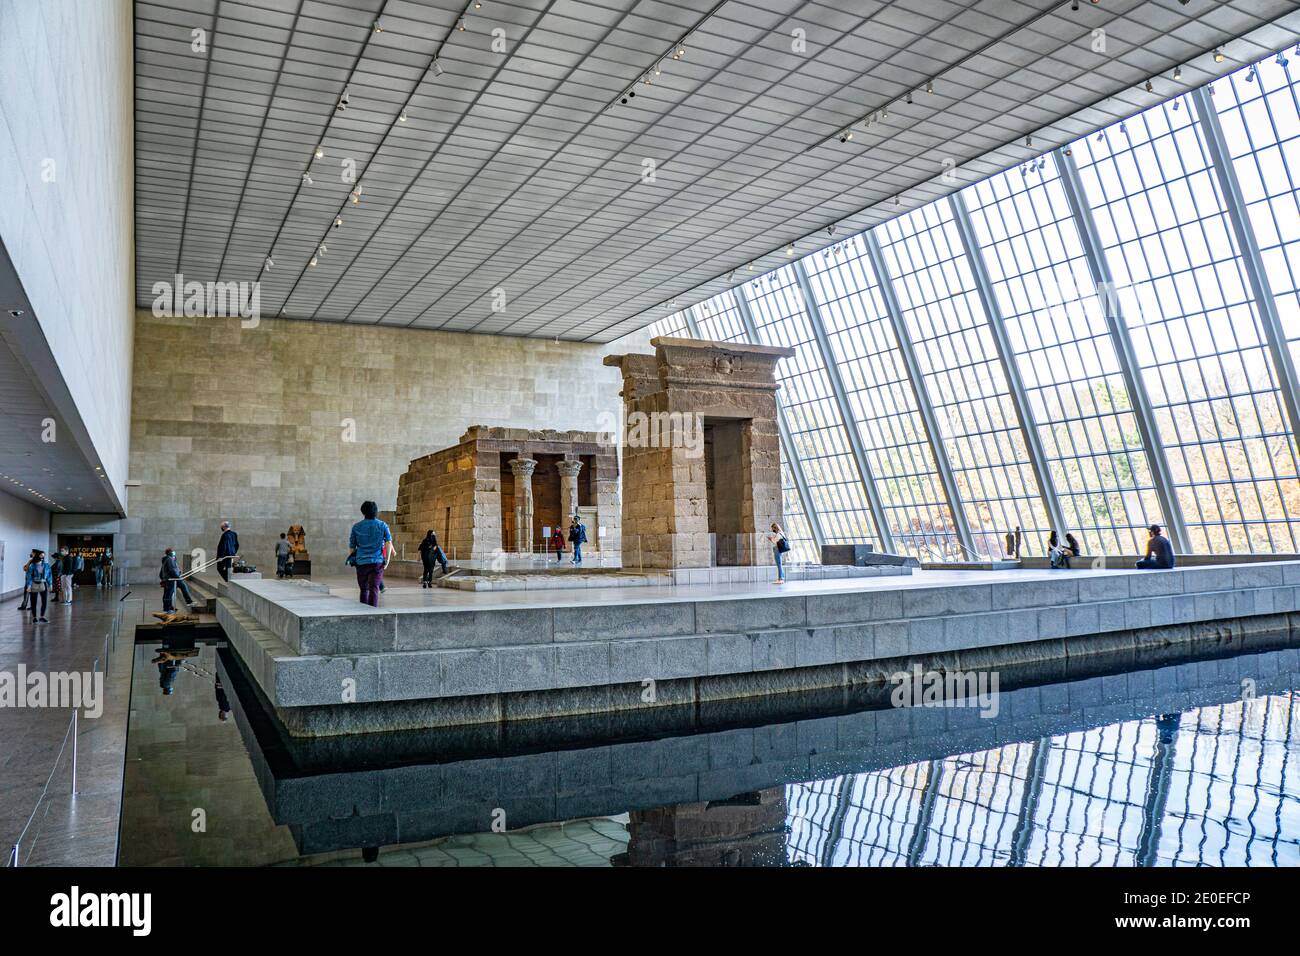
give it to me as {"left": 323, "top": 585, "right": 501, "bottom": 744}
{"left": 391, "top": 426, "right": 619, "bottom": 560}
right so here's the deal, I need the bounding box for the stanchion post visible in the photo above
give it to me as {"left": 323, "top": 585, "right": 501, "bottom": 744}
{"left": 70, "top": 710, "right": 78, "bottom": 796}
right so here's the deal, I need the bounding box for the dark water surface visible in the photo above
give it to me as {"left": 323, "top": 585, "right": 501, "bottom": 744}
{"left": 118, "top": 634, "right": 1300, "bottom": 866}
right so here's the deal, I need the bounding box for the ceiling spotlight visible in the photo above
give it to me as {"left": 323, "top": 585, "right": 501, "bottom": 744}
{"left": 1025, "top": 134, "right": 1033, "bottom": 147}
{"left": 309, "top": 255, "right": 318, "bottom": 267}
{"left": 314, "top": 144, "right": 324, "bottom": 159}
{"left": 433, "top": 58, "right": 444, "bottom": 76}
{"left": 1277, "top": 52, "right": 1290, "bottom": 68}
{"left": 1246, "top": 65, "right": 1257, "bottom": 83}
{"left": 893, "top": 196, "right": 900, "bottom": 206}
{"left": 1172, "top": 97, "right": 1181, "bottom": 111}
{"left": 827, "top": 224, "right": 837, "bottom": 236}
{"left": 1063, "top": 146, "right": 1072, "bottom": 156}
{"left": 926, "top": 79, "right": 934, "bottom": 94}
{"left": 372, "top": 19, "right": 382, "bottom": 34}
{"left": 334, "top": 216, "right": 343, "bottom": 229}
{"left": 1174, "top": 65, "right": 1182, "bottom": 80}
{"left": 677, "top": 45, "right": 686, "bottom": 58}
{"left": 727, "top": 270, "right": 735, "bottom": 281}
{"left": 301, "top": 172, "right": 312, "bottom": 185}
{"left": 786, "top": 243, "right": 795, "bottom": 255}
{"left": 1095, "top": 130, "right": 1105, "bottom": 142}
{"left": 318, "top": 243, "right": 327, "bottom": 255}
{"left": 1208, "top": 83, "right": 1216, "bottom": 96}
{"left": 1144, "top": 78, "right": 1154, "bottom": 93}
{"left": 458, "top": 18, "right": 466, "bottom": 31}
{"left": 1070, "top": 0, "right": 1079, "bottom": 9}
{"left": 747, "top": 262, "right": 754, "bottom": 271}
{"left": 655, "top": 62, "right": 662, "bottom": 76}
{"left": 1214, "top": 47, "right": 1225, "bottom": 63}
{"left": 643, "top": 74, "right": 651, "bottom": 85}
{"left": 905, "top": 91, "right": 912, "bottom": 104}
{"left": 7, "top": 309, "right": 24, "bottom": 317}
{"left": 620, "top": 93, "right": 628, "bottom": 104}
{"left": 337, "top": 88, "right": 350, "bottom": 111}
{"left": 351, "top": 186, "right": 362, "bottom": 205}
{"left": 475, "top": 1, "right": 481, "bottom": 7}
{"left": 882, "top": 105, "right": 890, "bottom": 119}
{"left": 264, "top": 256, "right": 273, "bottom": 271}
{"left": 399, "top": 107, "right": 408, "bottom": 122}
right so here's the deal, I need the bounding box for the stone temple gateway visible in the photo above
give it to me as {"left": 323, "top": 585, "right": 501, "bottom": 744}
{"left": 605, "top": 336, "right": 795, "bottom": 570}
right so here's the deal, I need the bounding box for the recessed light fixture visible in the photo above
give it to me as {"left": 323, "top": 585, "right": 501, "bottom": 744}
{"left": 7, "top": 309, "right": 22, "bottom": 317}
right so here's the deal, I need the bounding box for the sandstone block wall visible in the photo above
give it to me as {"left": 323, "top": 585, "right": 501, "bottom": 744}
{"left": 127, "top": 312, "right": 646, "bottom": 581}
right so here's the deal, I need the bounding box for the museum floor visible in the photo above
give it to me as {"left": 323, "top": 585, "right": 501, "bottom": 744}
{"left": 309, "top": 564, "right": 1159, "bottom": 611}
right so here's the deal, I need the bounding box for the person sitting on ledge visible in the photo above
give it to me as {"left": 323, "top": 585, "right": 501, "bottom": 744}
{"left": 1136, "top": 523, "right": 1176, "bottom": 570}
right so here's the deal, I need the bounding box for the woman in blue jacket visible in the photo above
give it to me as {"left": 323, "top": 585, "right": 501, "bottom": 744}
{"left": 25, "top": 550, "right": 53, "bottom": 623}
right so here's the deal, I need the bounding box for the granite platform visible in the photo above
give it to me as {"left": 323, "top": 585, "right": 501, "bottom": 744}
{"left": 202, "top": 559, "right": 1300, "bottom": 736}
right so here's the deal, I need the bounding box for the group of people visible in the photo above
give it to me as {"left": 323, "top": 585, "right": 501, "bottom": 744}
{"left": 1046, "top": 524, "right": 1176, "bottom": 570}
{"left": 547, "top": 515, "right": 589, "bottom": 565}
{"left": 19, "top": 547, "right": 114, "bottom": 624}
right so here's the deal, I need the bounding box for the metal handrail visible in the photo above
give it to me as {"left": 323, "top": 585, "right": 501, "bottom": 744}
{"left": 167, "top": 553, "right": 242, "bottom": 582}
{"left": 7, "top": 709, "right": 78, "bottom": 867}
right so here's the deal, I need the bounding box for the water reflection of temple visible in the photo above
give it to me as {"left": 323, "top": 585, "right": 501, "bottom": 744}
{"left": 617, "top": 789, "right": 790, "bottom": 867}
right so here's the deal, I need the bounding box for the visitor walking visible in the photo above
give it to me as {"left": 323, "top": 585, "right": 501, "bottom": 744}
{"left": 418, "top": 529, "right": 448, "bottom": 587}
{"left": 348, "top": 500, "right": 392, "bottom": 607}
{"left": 550, "top": 526, "right": 565, "bottom": 563}
{"left": 18, "top": 549, "right": 38, "bottom": 611}
{"left": 100, "top": 549, "right": 114, "bottom": 588}
{"left": 1136, "top": 523, "right": 1176, "bottom": 570}
{"left": 767, "top": 522, "right": 789, "bottom": 584}
{"left": 217, "top": 521, "right": 239, "bottom": 581}
{"left": 275, "top": 532, "right": 292, "bottom": 579}
{"left": 568, "top": 514, "right": 587, "bottom": 566}
{"left": 25, "top": 550, "right": 52, "bottom": 624}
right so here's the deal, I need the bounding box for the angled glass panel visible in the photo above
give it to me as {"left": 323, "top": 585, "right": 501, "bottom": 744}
{"left": 1071, "top": 95, "right": 1300, "bottom": 553}
{"left": 963, "top": 156, "right": 1165, "bottom": 553}
{"left": 802, "top": 236, "right": 962, "bottom": 559}
{"left": 875, "top": 202, "right": 1051, "bottom": 555}
{"left": 741, "top": 270, "right": 882, "bottom": 544}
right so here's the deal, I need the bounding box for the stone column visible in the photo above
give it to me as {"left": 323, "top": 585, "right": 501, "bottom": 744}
{"left": 555, "top": 459, "right": 583, "bottom": 528}
{"left": 509, "top": 458, "right": 538, "bottom": 553}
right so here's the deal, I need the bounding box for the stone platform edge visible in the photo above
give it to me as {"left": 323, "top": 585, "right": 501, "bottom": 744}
{"left": 213, "top": 562, "right": 1300, "bottom": 735}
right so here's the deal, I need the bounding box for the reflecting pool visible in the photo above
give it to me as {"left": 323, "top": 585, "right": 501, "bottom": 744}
{"left": 118, "top": 635, "right": 1300, "bottom": 866}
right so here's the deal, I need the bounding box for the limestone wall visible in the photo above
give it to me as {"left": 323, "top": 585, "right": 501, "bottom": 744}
{"left": 127, "top": 311, "right": 648, "bottom": 581}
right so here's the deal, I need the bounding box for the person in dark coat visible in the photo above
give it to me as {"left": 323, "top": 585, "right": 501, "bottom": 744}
{"left": 418, "top": 530, "right": 448, "bottom": 587}
{"left": 217, "top": 521, "right": 239, "bottom": 581}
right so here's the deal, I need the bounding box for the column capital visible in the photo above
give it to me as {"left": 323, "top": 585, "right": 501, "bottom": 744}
{"left": 555, "top": 459, "right": 584, "bottom": 478}
{"left": 509, "top": 457, "right": 538, "bottom": 478}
